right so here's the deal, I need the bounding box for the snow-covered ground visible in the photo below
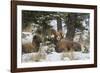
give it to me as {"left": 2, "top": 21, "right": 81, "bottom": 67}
{"left": 22, "top": 51, "right": 90, "bottom": 63}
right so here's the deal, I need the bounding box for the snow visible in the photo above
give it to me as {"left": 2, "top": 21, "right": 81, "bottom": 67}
{"left": 22, "top": 51, "right": 90, "bottom": 63}
{"left": 22, "top": 53, "right": 33, "bottom": 62}
{"left": 46, "top": 52, "right": 62, "bottom": 61}
{"left": 22, "top": 32, "right": 33, "bottom": 44}
{"left": 80, "top": 53, "right": 90, "bottom": 60}
{"left": 50, "top": 20, "right": 57, "bottom": 30}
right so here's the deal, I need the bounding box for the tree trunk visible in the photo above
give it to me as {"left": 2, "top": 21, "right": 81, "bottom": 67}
{"left": 57, "top": 17, "right": 62, "bottom": 31}
{"left": 66, "top": 13, "right": 77, "bottom": 41}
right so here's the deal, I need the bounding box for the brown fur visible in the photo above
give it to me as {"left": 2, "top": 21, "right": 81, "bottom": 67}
{"left": 22, "top": 42, "right": 38, "bottom": 53}
{"left": 56, "top": 39, "right": 81, "bottom": 52}
{"left": 22, "top": 35, "right": 42, "bottom": 53}
{"left": 56, "top": 39, "right": 73, "bottom": 52}
{"left": 50, "top": 29, "right": 81, "bottom": 52}
{"left": 51, "top": 29, "right": 64, "bottom": 41}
